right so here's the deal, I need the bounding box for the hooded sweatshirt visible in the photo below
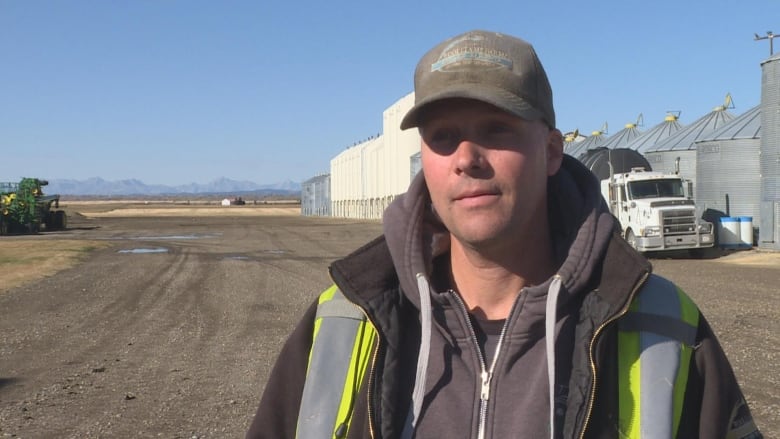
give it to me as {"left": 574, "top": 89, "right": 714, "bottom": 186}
{"left": 380, "top": 155, "right": 616, "bottom": 438}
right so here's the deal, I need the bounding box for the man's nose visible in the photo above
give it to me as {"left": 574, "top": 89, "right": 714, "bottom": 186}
{"left": 454, "top": 140, "right": 485, "bottom": 174}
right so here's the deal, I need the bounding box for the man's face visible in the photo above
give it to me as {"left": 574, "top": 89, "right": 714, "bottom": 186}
{"left": 419, "top": 99, "right": 563, "bottom": 251}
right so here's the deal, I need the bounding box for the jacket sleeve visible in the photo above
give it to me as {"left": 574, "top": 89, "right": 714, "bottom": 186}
{"left": 245, "top": 300, "right": 318, "bottom": 439}
{"left": 679, "top": 313, "right": 763, "bottom": 439}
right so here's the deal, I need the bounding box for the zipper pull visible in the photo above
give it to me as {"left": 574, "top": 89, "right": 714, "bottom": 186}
{"left": 480, "top": 370, "right": 491, "bottom": 401}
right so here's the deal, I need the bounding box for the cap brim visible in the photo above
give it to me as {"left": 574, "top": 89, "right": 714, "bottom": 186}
{"left": 400, "top": 84, "right": 545, "bottom": 130}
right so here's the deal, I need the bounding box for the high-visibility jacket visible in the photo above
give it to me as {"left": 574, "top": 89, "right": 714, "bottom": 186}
{"left": 296, "top": 275, "right": 699, "bottom": 439}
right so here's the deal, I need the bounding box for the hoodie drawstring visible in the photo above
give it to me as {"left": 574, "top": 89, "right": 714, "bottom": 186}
{"left": 404, "top": 274, "right": 563, "bottom": 439}
{"left": 545, "top": 275, "right": 563, "bottom": 439}
{"left": 401, "top": 273, "right": 433, "bottom": 439}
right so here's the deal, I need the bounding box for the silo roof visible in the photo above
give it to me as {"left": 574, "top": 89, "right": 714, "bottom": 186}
{"left": 696, "top": 105, "right": 760, "bottom": 142}
{"left": 600, "top": 123, "right": 643, "bottom": 149}
{"left": 760, "top": 51, "right": 780, "bottom": 66}
{"left": 567, "top": 130, "right": 609, "bottom": 159}
{"left": 641, "top": 107, "right": 735, "bottom": 152}
{"left": 563, "top": 130, "right": 587, "bottom": 154}
{"left": 625, "top": 114, "right": 684, "bottom": 151}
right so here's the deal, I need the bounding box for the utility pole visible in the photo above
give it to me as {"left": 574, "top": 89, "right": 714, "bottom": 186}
{"left": 754, "top": 31, "right": 776, "bottom": 56}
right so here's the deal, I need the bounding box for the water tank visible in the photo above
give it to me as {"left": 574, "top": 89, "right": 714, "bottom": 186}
{"left": 718, "top": 217, "right": 741, "bottom": 248}
{"left": 738, "top": 216, "right": 754, "bottom": 248}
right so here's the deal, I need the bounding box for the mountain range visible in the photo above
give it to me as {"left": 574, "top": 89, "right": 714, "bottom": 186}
{"left": 45, "top": 177, "right": 301, "bottom": 196}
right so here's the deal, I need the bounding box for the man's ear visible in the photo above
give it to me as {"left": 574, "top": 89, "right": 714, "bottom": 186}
{"left": 546, "top": 128, "right": 564, "bottom": 176}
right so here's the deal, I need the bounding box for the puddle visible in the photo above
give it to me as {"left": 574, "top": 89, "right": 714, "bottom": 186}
{"left": 108, "top": 234, "right": 219, "bottom": 241}
{"left": 223, "top": 255, "right": 251, "bottom": 261}
{"left": 118, "top": 248, "right": 169, "bottom": 254}
{"left": 134, "top": 234, "right": 217, "bottom": 240}
{"left": 265, "top": 250, "right": 287, "bottom": 254}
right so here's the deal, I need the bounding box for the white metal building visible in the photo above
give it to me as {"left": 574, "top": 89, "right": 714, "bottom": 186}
{"left": 330, "top": 93, "right": 421, "bottom": 219}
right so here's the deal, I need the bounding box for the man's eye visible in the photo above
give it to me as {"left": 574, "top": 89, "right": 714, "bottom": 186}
{"left": 426, "top": 130, "right": 458, "bottom": 152}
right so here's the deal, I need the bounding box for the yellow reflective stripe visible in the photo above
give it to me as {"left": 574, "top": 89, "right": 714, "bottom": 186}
{"left": 618, "top": 298, "right": 641, "bottom": 438}
{"left": 334, "top": 316, "right": 376, "bottom": 436}
{"left": 673, "top": 287, "right": 699, "bottom": 437}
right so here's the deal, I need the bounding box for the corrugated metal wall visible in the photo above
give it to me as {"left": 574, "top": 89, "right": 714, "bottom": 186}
{"left": 410, "top": 152, "right": 422, "bottom": 182}
{"left": 760, "top": 53, "right": 780, "bottom": 249}
{"left": 301, "top": 174, "right": 331, "bottom": 216}
{"left": 696, "top": 139, "right": 761, "bottom": 221}
{"left": 644, "top": 150, "right": 697, "bottom": 194}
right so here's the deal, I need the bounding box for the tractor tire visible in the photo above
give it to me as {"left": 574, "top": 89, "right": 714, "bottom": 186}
{"left": 45, "top": 211, "right": 56, "bottom": 230}
{"left": 55, "top": 210, "right": 67, "bottom": 230}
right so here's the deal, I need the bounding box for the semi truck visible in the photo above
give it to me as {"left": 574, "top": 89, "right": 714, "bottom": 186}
{"left": 601, "top": 167, "right": 714, "bottom": 253}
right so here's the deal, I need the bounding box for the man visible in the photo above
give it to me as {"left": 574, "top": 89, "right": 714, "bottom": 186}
{"left": 247, "top": 30, "right": 761, "bottom": 438}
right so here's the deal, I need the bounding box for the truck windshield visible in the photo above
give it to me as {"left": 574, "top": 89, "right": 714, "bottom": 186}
{"left": 627, "top": 179, "right": 685, "bottom": 199}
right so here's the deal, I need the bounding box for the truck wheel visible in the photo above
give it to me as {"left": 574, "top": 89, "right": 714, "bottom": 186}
{"left": 626, "top": 230, "right": 638, "bottom": 250}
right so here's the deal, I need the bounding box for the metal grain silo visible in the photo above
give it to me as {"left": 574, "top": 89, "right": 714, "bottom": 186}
{"left": 600, "top": 116, "right": 643, "bottom": 149}
{"left": 624, "top": 113, "right": 684, "bottom": 152}
{"left": 760, "top": 52, "right": 780, "bottom": 250}
{"left": 563, "top": 130, "right": 586, "bottom": 154}
{"left": 695, "top": 106, "right": 761, "bottom": 239}
{"left": 642, "top": 100, "right": 735, "bottom": 196}
{"left": 566, "top": 127, "right": 609, "bottom": 160}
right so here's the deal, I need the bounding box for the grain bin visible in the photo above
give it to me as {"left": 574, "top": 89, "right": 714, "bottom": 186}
{"left": 624, "top": 113, "right": 684, "bottom": 152}
{"left": 642, "top": 98, "right": 735, "bottom": 197}
{"left": 759, "top": 52, "right": 780, "bottom": 249}
{"left": 695, "top": 105, "right": 761, "bottom": 227}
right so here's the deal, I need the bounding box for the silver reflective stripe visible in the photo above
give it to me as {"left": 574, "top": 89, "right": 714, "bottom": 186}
{"left": 638, "top": 275, "right": 681, "bottom": 439}
{"left": 316, "top": 294, "right": 365, "bottom": 320}
{"left": 618, "top": 312, "right": 697, "bottom": 346}
{"left": 297, "top": 290, "right": 365, "bottom": 438}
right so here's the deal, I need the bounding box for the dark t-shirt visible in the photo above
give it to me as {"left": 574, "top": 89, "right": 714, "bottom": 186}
{"left": 469, "top": 313, "right": 505, "bottom": 363}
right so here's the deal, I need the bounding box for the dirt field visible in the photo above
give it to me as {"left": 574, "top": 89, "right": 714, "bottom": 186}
{"left": 0, "top": 203, "right": 778, "bottom": 437}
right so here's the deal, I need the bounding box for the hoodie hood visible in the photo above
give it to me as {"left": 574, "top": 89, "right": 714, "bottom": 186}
{"left": 382, "top": 154, "right": 616, "bottom": 308}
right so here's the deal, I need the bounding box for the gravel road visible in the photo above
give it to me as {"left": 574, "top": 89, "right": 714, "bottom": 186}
{"left": 0, "top": 211, "right": 777, "bottom": 437}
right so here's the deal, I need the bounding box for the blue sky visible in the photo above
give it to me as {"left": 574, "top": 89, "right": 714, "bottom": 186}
{"left": 1, "top": 1, "right": 777, "bottom": 185}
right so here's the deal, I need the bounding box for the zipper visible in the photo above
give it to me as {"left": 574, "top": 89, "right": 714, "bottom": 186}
{"left": 449, "top": 290, "right": 515, "bottom": 439}
{"left": 365, "top": 327, "right": 380, "bottom": 439}
{"left": 577, "top": 272, "right": 649, "bottom": 439}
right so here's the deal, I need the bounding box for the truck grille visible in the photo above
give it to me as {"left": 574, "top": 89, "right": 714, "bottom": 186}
{"left": 662, "top": 209, "right": 696, "bottom": 235}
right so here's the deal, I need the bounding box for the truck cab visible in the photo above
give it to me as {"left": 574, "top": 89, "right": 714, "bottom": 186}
{"left": 601, "top": 168, "right": 714, "bottom": 252}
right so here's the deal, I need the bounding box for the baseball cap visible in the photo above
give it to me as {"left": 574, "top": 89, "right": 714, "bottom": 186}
{"left": 400, "top": 30, "right": 555, "bottom": 130}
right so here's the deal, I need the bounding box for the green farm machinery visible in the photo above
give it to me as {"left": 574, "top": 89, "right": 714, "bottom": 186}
{"left": 0, "top": 178, "right": 67, "bottom": 235}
